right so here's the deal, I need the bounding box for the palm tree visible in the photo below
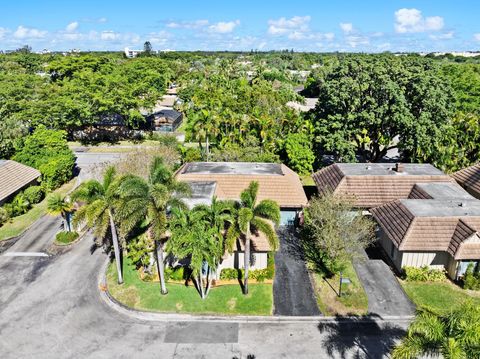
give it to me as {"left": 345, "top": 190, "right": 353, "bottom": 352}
{"left": 115, "top": 157, "right": 190, "bottom": 295}
{"left": 229, "top": 181, "right": 280, "bottom": 295}
{"left": 47, "top": 193, "right": 74, "bottom": 232}
{"left": 392, "top": 301, "right": 480, "bottom": 359}
{"left": 167, "top": 207, "right": 222, "bottom": 299}
{"left": 72, "top": 166, "right": 124, "bottom": 284}
{"left": 192, "top": 197, "right": 236, "bottom": 293}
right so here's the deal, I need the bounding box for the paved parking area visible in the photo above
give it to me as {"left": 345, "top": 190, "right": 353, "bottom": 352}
{"left": 273, "top": 227, "right": 321, "bottom": 316}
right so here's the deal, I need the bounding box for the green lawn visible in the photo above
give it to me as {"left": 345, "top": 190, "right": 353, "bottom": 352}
{"left": 0, "top": 179, "right": 76, "bottom": 241}
{"left": 107, "top": 260, "right": 273, "bottom": 315}
{"left": 401, "top": 280, "right": 480, "bottom": 313}
{"left": 312, "top": 260, "right": 368, "bottom": 315}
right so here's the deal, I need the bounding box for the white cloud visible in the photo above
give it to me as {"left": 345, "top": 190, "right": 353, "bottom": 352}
{"left": 429, "top": 31, "right": 454, "bottom": 40}
{"left": 166, "top": 19, "right": 209, "bottom": 29}
{"left": 13, "top": 25, "right": 47, "bottom": 39}
{"left": 98, "top": 17, "right": 107, "bottom": 23}
{"left": 395, "top": 8, "right": 444, "bottom": 33}
{"left": 209, "top": 20, "right": 240, "bottom": 34}
{"left": 268, "top": 16, "right": 310, "bottom": 35}
{"left": 0, "top": 27, "right": 9, "bottom": 40}
{"left": 340, "top": 23, "right": 353, "bottom": 33}
{"left": 65, "top": 21, "right": 79, "bottom": 32}
{"left": 474, "top": 33, "right": 480, "bottom": 42}
{"left": 346, "top": 34, "right": 369, "bottom": 48}
{"left": 100, "top": 31, "right": 119, "bottom": 41}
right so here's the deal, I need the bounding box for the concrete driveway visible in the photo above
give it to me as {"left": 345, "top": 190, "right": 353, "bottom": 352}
{"left": 273, "top": 227, "right": 321, "bottom": 316}
{"left": 353, "top": 252, "right": 415, "bottom": 317}
{"left": 0, "top": 223, "right": 410, "bottom": 358}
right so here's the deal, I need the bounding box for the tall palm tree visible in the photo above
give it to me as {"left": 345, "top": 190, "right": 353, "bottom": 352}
{"left": 72, "top": 166, "right": 124, "bottom": 284}
{"left": 115, "top": 157, "right": 190, "bottom": 295}
{"left": 229, "top": 181, "right": 280, "bottom": 295}
{"left": 192, "top": 197, "right": 236, "bottom": 293}
{"left": 392, "top": 301, "right": 480, "bottom": 359}
{"left": 47, "top": 193, "right": 74, "bottom": 232}
{"left": 167, "top": 207, "right": 222, "bottom": 299}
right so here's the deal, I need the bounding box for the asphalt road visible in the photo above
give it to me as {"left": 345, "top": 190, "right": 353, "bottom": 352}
{"left": 273, "top": 227, "right": 321, "bottom": 316}
{"left": 0, "top": 224, "right": 410, "bottom": 358}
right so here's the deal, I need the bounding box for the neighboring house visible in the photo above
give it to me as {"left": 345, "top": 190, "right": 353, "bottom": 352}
{"left": 452, "top": 163, "right": 480, "bottom": 199}
{"left": 286, "top": 98, "right": 318, "bottom": 112}
{"left": 174, "top": 162, "right": 308, "bottom": 272}
{"left": 371, "top": 182, "right": 480, "bottom": 279}
{"left": 0, "top": 160, "right": 41, "bottom": 206}
{"left": 124, "top": 47, "right": 143, "bottom": 58}
{"left": 147, "top": 109, "right": 183, "bottom": 132}
{"left": 312, "top": 163, "right": 453, "bottom": 208}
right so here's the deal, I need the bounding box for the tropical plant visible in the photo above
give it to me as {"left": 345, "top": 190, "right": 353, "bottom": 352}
{"left": 392, "top": 302, "right": 480, "bottom": 359}
{"left": 47, "top": 193, "right": 74, "bottom": 232}
{"left": 23, "top": 186, "right": 44, "bottom": 205}
{"left": 228, "top": 181, "right": 280, "bottom": 295}
{"left": 115, "top": 157, "right": 190, "bottom": 295}
{"left": 167, "top": 208, "right": 223, "bottom": 299}
{"left": 71, "top": 166, "right": 124, "bottom": 284}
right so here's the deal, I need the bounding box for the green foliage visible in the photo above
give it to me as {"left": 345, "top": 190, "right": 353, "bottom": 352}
{"left": 219, "top": 267, "right": 274, "bottom": 282}
{"left": 4, "top": 193, "right": 30, "bottom": 217}
{"left": 284, "top": 132, "right": 315, "bottom": 174}
{"left": 0, "top": 207, "right": 10, "bottom": 226}
{"left": 13, "top": 125, "right": 75, "bottom": 190}
{"left": 463, "top": 263, "right": 480, "bottom": 290}
{"left": 392, "top": 301, "right": 480, "bottom": 359}
{"left": 302, "top": 193, "right": 375, "bottom": 276}
{"left": 164, "top": 266, "right": 185, "bottom": 282}
{"left": 126, "top": 233, "right": 154, "bottom": 269}
{"left": 210, "top": 137, "right": 280, "bottom": 163}
{"left": 55, "top": 231, "right": 79, "bottom": 244}
{"left": 180, "top": 146, "right": 202, "bottom": 163}
{"left": 403, "top": 266, "right": 446, "bottom": 282}
{"left": 310, "top": 55, "right": 454, "bottom": 163}
{"left": 22, "top": 186, "right": 44, "bottom": 205}
{"left": 220, "top": 268, "right": 240, "bottom": 280}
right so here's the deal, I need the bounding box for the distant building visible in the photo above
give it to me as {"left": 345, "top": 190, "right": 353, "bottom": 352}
{"left": 0, "top": 160, "right": 41, "bottom": 206}
{"left": 124, "top": 47, "right": 143, "bottom": 58}
{"left": 147, "top": 109, "right": 183, "bottom": 132}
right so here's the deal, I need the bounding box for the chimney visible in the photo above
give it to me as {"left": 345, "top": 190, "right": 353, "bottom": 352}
{"left": 394, "top": 163, "right": 404, "bottom": 173}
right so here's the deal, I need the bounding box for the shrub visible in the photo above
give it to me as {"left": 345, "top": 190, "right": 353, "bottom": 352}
{"left": 4, "top": 193, "right": 30, "bottom": 217}
{"left": 0, "top": 207, "right": 10, "bottom": 226}
{"left": 220, "top": 268, "right": 240, "bottom": 280}
{"left": 164, "top": 266, "right": 185, "bottom": 281}
{"left": 39, "top": 155, "right": 75, "bottom": 190}
{"left": 403, "top": 266, "right": 446, "bottom": 282}
{"left": 463, "top": 263, "right": 480, "bottom": 290}
{"left": 23, "top": 186, "right": 44, "bottom": 204}
{"left": 55, "top": 231, "right": 79, "bottom": 244}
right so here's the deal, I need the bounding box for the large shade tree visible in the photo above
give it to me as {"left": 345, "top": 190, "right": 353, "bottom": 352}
{"left": 228, "top": 181, "right": 280, "bottom": 295}
{"left": 72, "top": 166, "right": 124, "bottom": 284}
{"left": 115, "top": 157, "right": 190, "bottom": 295}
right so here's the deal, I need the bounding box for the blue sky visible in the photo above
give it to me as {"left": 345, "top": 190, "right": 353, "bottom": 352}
{"left": 1, "top": 0, "right": 479, "bottom": 52}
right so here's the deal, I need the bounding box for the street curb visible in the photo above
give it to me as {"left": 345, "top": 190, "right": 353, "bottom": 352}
{"left": 98, "top": 259, "right": 415, "bottom": 324}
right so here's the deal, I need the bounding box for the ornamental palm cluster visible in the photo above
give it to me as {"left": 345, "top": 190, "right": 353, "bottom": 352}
{"left": 392, "top": 301, "right": 480, "bottom": 359}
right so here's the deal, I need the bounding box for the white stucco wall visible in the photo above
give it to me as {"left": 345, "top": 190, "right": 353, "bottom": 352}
{"left": 217, "top": 251, "right": 268, "bottom": 272}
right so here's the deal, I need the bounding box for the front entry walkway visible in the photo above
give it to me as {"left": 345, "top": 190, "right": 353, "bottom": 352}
{"left": 273, "top": 227, "right": 321, "bottom": 316}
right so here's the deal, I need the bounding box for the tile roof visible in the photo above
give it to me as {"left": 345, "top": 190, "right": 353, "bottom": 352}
{"left": 372, "top": 200, "right": 480, "bottom": 260}
{"left": 0, "top": 160, "right": 41, "bottom": 203}
{"left": 312, "top": 163, "right": 453, "bottom": 208}
{"left": 452, "top": 163, "right": 480, "bottom": 198}
{"left": 176, "top": 162, "right": 308, "bottom": 208}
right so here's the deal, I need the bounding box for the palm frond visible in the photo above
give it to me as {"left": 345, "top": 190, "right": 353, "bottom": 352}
{"left": 251, "top": 217, "right": 279, "bottom": 251}
{"left": 103, "top": 166, "right": 117, "bottom": 191}
{"left": 240, "top": 181, "right": 259, "bottom": 208}
{"left": 238, "top": 207, "right": 253, "bottom": 233}
{"left": 254, "top": 199, "right": 280, "bottom": 225}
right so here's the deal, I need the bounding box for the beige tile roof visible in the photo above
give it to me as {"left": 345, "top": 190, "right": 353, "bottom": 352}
{"left": 0, "top": 160, "right": 41, "bottom": 203}
{"left": 372, "top": 201, "right": 480, "bottom": 260}
{"left": 452, "top": 163, "right": 480, "bottom": 198}
{"left": 175, "top": 162, "right": 308, "bottom": 208}
{"left": 312, "top": 163, "right": 453, "bottom": 208}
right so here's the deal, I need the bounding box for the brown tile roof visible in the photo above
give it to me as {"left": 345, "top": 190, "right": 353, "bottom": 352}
{"left": 312, "top": 163, "right": 453, "bottom": 208}
{"left": 175, "top": 162, "right": 307, "bottom": 208}
{"left": 372, "top": 200, "right": 480, "bottom": 260}
{"left": 408, "top": 185, "right": 433, "bottom": 199}
{"left": 452, "top": 163, "right": 480, "bottom": 198}
{"left": 0, "top": 160, "right": 41, "bottom": 203}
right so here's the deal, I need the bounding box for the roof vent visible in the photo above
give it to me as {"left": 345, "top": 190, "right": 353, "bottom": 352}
{"left": 394, "top": 163, "right": 404, "bottom": 173}
{"left": 366, "top": 165, "right": 371, "bottom": 170}
{"left": 459, "top": 202, "right": 466, "bottom": 207}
